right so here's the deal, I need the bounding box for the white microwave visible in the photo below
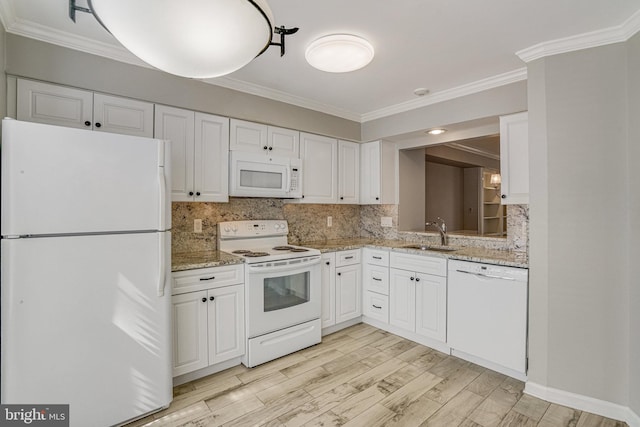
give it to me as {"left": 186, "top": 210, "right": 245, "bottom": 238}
{"left": 229, "top": 151, "right": 302, "bottom": 198}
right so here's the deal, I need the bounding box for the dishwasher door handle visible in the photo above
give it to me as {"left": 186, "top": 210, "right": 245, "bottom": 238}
{"left": 455, "top": 269, "right": 516, "bottom": 281}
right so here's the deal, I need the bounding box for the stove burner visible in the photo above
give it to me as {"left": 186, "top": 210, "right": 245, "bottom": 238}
{"left": 232, "top": 250, "right": 252, "bottom": 254}
{"left": 290, "top": 248, "right": 309, "bottom": 252}
{"left": 273, "top": 246, "right": 295, "bottom": 250}
{"left": 243, "top": 252, "right": 270, "bottom": 257}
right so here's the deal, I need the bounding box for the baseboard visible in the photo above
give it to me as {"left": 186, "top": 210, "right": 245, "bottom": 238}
{"left": 362, "top": 316, "right": 450, "bottom": 354}
{"left": 525, "top": 382, "right": 640, "bottom": 427}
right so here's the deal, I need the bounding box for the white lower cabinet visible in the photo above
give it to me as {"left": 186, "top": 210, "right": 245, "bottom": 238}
{"left": 322, "top": 250, "right": 361, "bottom": 329}
{"left": 362, "top": 248, "right": 390, "bottom": 323}
{"left": 389, "top": 252, "right": 447, "bottom": 343}
{"left": 171, "top": 265, "right": 244, "bottom": 377}
{"left": 321, "top": 252, "right": 336, "bottom": 328}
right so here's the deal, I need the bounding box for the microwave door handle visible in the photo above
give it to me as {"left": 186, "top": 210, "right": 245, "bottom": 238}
{"left": 285, "top": 166, "right": 291, "bottom": 193}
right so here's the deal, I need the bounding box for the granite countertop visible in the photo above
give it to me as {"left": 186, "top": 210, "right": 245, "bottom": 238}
{"left": 172, "top": 250, "right": 244, "bottom": 272}
{"left": 300, "top": 238, "right": 529, "bottom": 268}
{"left": 172, "top": 239, "right": 528, "bottom": 271}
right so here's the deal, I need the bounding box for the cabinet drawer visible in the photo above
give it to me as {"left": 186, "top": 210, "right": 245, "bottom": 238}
{"left": 363, "top": 291, "right": 389, "bottom": 323}
{"left": 172, "top": 264, "right": 244, "bottom": 295}
{"left": 335, "top": 249, "right": 361, "bottom": 267}
{"left": 363, "top": 248, "right": 389, "bottom": 266}
{"left": 363, "top": 264, "right": 389, "bottom": 295}
{"left": 390, "top": 252, "right": 446, "bottom": 277}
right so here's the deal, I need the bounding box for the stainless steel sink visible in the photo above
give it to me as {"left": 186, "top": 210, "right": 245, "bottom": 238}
{"left": 402, "top": 244, "right": 459, "bottom": 252}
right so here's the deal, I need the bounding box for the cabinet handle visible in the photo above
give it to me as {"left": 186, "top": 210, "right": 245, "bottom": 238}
{"left": 373, "top": 305, "right": 382, "bottom": 309}
{"left": 302, "top": 195, "right": 305, "bottom": 198}
{"left": 95, "top": 122, "right": 102, "bottom": 128}
{"left": 201, "top": 297, "right": 207, "bottom": 303}
{"left": 373, "top": 256, "right": 382, "bottom": 260}
{"left": 373, "top": 277, "right": 382, "bottom": 281}
{"left": 501, "top": 194, "right": 506, "bottom": 199}
{"left": 415, "top": 277, "right": 421, "bottom": 282}
{"left": 340, "top": 196, "right": 344, "bottom": 200}
{"left": 268, "top": 146, "right": 273, "bottom": 151}
{"left": 345, "top": 256, "right": 354, "bottom": 260}
{"left": 200, "top": 276, "right": 215, "bottom": 281}
{"left": 410, "top": 277, "right": 415, "bottom": 281}
{"left": 196, "top": 192, "right": 201, "bottom": 196}
{"left": 263, "top": 146, "right": 268, "bottom": 150}
{"left": 337, "top": 272, "right": 342, "bottom": 276}
{"left": 376, "top": 197, "right": 379, "bottom": 200}
{"left": 189, "top": 191, "right": 194, "bottom": 196}
{"left": 209, "top": 296, "right": 215, "bottom": 301}
{"left": 84, "top": 121, "right": 91, "bottom": 127}
{"left": 325, "top": 261, "right": 330, "bottom": 265}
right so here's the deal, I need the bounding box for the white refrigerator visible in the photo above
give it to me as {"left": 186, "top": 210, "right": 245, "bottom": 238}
{"left": 1, "top": 119, "right": 173, "bottom": 426}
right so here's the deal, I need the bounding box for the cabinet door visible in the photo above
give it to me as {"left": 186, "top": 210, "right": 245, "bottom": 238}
{"left": 268, "top": 126, "right": 300, "bottom": 158}
{"left": 389, "top": 268, "right": 416, "bottom": 331}
{"left": 338, "top": 140, "right": 360, "bottom": 204}
{"left": 415, "top": 273, "right": 447, "bottom": 342}
{"left": 335, "top": 264, "right": 361, "bottom": 323}
{"left": 172, "top": 291, "right": 208, "bottom": 376}
{"left": 500, "top": 112, "right": 529, "bottom": 204}
{"left": 299, "top": 133, "right": 338, "bottom": 203}
{"left": 155, "top": 106, "right": 196, "bottom": 202}
{"left": 321, "top": 252, "right": 336, "bottom": 328}
{"left": 360, "top": 141, "right": 381, "bottom": 204}
{"left": 17, "top": 79, "right": 93, "bottom": 130}
{"left": 230, "top": 119, "right": 267, "bottom": 153}
{"left": 194, "top": 112, "right": 230, "bottom": 202}
{"left": 92, "top": 93, "right": 154, "bottom": 137}
{"left": 208, "top": 285, "right": 245, "bottom": 364}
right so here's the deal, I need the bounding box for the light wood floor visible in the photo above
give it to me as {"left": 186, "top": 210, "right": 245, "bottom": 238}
{"left": 127, "top": 324, "right": 627, "bottom": 427}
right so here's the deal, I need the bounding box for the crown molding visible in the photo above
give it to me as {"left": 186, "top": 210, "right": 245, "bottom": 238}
{"left": 0, "top": 0, "right": 16, "bottom": 30}
{"left": 517, "top": 8, "right": 640, "bottom": 63}
{"left": 208, "top": 76, "right": 363, "bottom": 122}
{"left": 360, "top": 68, "right": 527, "bottom": 123}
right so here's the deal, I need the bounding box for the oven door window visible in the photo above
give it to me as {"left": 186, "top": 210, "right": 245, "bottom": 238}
{"left": 264, "top": 271, "right": 310, "bottom": 312}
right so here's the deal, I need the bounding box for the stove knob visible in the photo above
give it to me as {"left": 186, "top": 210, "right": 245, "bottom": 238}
{"left": 232, "top": 226, "right": 238, "bottom": 233}
{"left": 224, "top": 226, "right": 231, "bottom": 232}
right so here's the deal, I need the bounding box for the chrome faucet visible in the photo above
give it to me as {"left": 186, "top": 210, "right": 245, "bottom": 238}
{"left": 425, "top": 217, "right": 448, "bottom": 246}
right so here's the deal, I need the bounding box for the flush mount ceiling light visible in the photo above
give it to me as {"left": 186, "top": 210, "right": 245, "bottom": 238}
{"left": 69, "top": 0, "right": 298, "bottom": 79}
{"left": 305, "top": 34, "right": 374, "bottom": 73}
{"left": 427, "top": 128, "right": 447, "bottom": 135}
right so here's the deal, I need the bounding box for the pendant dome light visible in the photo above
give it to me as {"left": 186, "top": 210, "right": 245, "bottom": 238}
{"left": 71, "top": 0, "right": 295, "bottom": 79}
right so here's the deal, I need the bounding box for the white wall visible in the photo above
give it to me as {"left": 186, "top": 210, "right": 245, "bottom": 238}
{"left": 528, "top": 41, "right": 631, "bottom": 408}
{"left": 425, "top": 161, "right": 464, "bottom": 230}
{"left": 0, "top": 24, "right": 6, "bottom": 135}
{"left": 627, "top": 31, "right": 640, "bottom": 418}
{"left": 398, "top": 149, "right": 426, "bottom": 230}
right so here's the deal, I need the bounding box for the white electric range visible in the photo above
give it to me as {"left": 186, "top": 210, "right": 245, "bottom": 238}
{"left": 218, "top": 220, "right": 322, "bottom": 367}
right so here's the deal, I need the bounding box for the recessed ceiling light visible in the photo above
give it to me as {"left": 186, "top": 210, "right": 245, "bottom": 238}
{"left": 414, "top": 88, "right": 429, "bottom": 96}
{"left": 427, "top": 128, "right": 447, "bottom": 135}
{"left": 305, "top": 34, "right": 374, "bottom": 73}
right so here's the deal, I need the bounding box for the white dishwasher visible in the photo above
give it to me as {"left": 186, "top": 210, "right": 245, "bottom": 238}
{"left": 447, "top": 260, "right": 528, "bottom": 380}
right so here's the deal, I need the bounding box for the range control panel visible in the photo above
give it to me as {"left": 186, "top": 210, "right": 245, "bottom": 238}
{"left": 218, "top": 220, "right": 289, "bottom": 239}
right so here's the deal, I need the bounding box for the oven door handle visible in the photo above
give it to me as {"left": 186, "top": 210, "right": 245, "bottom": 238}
{"left": 246, "top": 256, "right": 321, "bottom": 273}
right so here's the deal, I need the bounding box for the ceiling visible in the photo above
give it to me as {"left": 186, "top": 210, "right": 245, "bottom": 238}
{"left": 1, "top": 0, "right": 639, "bottom": 123}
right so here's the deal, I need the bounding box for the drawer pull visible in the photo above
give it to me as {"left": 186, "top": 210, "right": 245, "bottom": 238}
{"left": 372, "top": 277, "right": 382, "bottom": 281}
{"left": 372, "top": 305, "right": 382, "bottom": 309}
{"left": 344, "top": 256, "right": 354, "bottom": 260}
{"left": 200, "top": 276, "right": 216, "bottom": 281}
{"left": 372, "top": 256, "right": 382, "bottom": 260}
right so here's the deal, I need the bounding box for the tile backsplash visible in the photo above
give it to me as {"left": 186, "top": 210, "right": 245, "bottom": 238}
{"left": 171, "top": 198, "right": 528, "bottom": 254}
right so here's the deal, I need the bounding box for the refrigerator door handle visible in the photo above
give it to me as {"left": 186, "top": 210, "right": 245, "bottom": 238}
{"left": 158, "top": 232, "right": 167, "bottom": 296}
{"left": 158, "top": 166, "right": 167, "bottom": 230}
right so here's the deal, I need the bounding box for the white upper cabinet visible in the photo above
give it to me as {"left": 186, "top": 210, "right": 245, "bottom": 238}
{"left": 17, "top": 79, "right": 153, "bottom": 137}
{"left": 155, "top": 105, "right": 229, "bottom": 202}
{"left": 299, "top": 132, "right": 338, "bottom": 203}
{"left": 338, "top": 140, "right": 360, "bottom": 204}
{"left": 230, "top": 119, "right": 299, "bottom": 158}
{"left": 499, "top": 112, "right": 529, "bottom": 204}
{"left": 360, "top": 140, "right": 398, "bottom": 205}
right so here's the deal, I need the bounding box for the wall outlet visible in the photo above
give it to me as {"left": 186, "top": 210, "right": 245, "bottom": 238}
{"left": 381, "top": 216, "right": 393, "bottom": 227}
{"left": 327, "top": 216, "right": 333, "bottom": 227}
{"left": 194, "top": 219, "right": 203, "bottom": 233}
